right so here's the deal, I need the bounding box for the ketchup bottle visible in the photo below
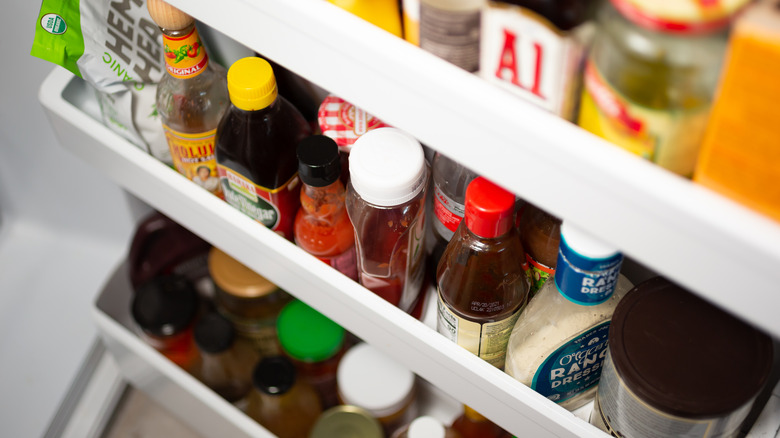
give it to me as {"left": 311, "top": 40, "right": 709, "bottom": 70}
{"left": 345, "top": 128, "right": 430, "bottom": 316}
{"left": 294, "top": 135, "right": 358, "bottom": 281}
{"left": 215, "top": 57, "right": 312, "bottom": 241}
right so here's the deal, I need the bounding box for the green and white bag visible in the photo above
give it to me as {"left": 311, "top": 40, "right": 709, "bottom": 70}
{"left": 32, "top": 0, "right": 171, "bottom": 165}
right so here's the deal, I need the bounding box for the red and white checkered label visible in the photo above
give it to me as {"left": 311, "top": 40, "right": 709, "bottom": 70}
{"left": 318, "top": 95, "right": 390, "bottom": 152}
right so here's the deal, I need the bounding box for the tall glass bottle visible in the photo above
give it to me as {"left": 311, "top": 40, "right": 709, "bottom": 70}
{"left": 147, "top": 0, "right": 229, "bottom": 198}
{"left": 294, "top": 135, "right": 358, "bottom": 281}
{"left": 505, "top": 222, "right": 633, "bottom": 410}
{"left": 245, "top": 356, "right": 323, "bottom": 438}
{"left": 430, "top": 152, "right": 479, "bottom": 279}
{"left": 216, "top": 57, "right": 312, "bottom": 241}
{"left": 192, "top": 313, "right": 256, "bottom": 404}
{"left": 436, "top": 177, "right": 529, "bottom": 370}
{"left": 345, "top": 128, "right": 430, "bottom": 317}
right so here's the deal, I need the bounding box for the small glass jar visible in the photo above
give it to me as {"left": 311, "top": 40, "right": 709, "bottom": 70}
{"left": 192, "top": 313, "right": 257, "bottom": 405}
{"left": 208, "top": 247, "right": 292, "bottom": 356}
{"left": 518, "top": 204, "right": 561, "bottom": 297}
{"left": 577, "top": 0, "right": 742, "bottom": 176}
{"left": 276, "top": 299, "right": 346, "bottom": 409}
{"left": 131, "top": 275, "right": 199, "bottom": 371}
{"left": 310, "top": 405, "right": 384, "bottom": 438}
{"left": 337, "top": 343, "right": 418, "bottom": 435}
{"left": 245, "top": 356, "right": 323, "bottom": 438}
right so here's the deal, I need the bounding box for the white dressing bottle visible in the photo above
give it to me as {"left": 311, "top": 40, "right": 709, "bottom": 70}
{"left": 504, "top": 222, "right": 632, "bottom": 411}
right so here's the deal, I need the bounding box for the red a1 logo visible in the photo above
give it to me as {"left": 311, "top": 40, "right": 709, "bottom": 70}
{"left": 480, "top": 5, "right": 589, "bottom": 120}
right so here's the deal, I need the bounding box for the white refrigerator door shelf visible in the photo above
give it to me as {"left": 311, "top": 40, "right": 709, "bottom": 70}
{"left": 158, "top": 0, "right": 780, "bottom": 341}
{"left": 40, "top": 67, "right": 607, "bottom": 437}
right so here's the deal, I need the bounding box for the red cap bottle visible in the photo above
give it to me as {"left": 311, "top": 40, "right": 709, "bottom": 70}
{"left": 464, "top": 177, "right": 516, "bottom": 239}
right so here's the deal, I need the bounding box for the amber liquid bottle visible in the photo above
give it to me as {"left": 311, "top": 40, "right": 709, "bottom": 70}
{"left": 147, "top": 0, "right": 229, "bottom": 198}
{"left": 215, "top": 57, "right": 312, "bottom": 241}
{"left": 436, "top": 177, "right": 529, "bottom": 370}
{"left": 451, "top": 406, "right": 512, "bottom": 438}
{"left": 245, "top": 356, "right": 323, "bottom": 438}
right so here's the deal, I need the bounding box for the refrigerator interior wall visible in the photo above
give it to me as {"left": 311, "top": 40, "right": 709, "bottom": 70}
{"left": 0, "top": 3, "right": 144, "bottom": 437}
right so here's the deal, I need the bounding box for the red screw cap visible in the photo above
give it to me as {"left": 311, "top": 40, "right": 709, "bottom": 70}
{"left": 464, "top": 177, "right": 515, "bottom": 239}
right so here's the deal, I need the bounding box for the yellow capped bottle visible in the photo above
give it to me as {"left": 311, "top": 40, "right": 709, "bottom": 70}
{"left": 215, "top": 57, "right": 312, "bottom": 241}
{"left": 147, "top": 0, "right": 229, "bottom": 198}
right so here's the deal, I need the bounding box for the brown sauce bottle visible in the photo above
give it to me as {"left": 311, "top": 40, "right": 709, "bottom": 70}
{"left": 215, "top": 57, "right": 311, "bottom": 241}
{"left": 518, "top": 203, "right": 561, "bottom": 297}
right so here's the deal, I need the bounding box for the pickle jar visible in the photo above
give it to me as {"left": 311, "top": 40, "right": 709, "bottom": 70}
{"left": 577, "top": 0, "right": 749, "bottom": 177}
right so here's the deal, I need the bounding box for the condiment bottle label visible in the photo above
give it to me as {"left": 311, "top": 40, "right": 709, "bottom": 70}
{"left": 531, "top": 321, "right": 610, "bottom": 403}
{"left": 436, "top": 290, "right": 522, "bottom": 369}
{"left": 163, "top": 27, "right": 208, "bottom": 79}
{"left": 318, "top": 246, "right": 359, "bottom": 282}
{"left": 419, "top": 3, "right": 480, "bottom": 72}
{"left": 524, "top": 253, "right": 555, "bottom": 296}
{"left": 594, "top": 354, "right": 732, "bottom": 437}
{"left": 218, "top": 164, "right": 300, "bottom": 239}
{"left": 162, "top": 126, "right": 223, "bottom": 199}
{"left": 578, "top": 60, "right": 710, "bottom": 177}
{"left": 555, "top": 234, "right": 623, "bottom": 306}
{"left": 433, "top": 182, "right": 465, "bottom": 241}
{"left": 480, "top": 4, "right": 592, "bottom": 120}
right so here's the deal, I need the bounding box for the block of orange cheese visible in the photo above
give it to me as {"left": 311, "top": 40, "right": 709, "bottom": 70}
{"left": 694, "top": 0, "right": 780, "bottom": 222}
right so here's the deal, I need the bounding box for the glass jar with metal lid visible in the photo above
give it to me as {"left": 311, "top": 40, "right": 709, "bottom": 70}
{"left": 577, "top": 0, "right": 749, "bottom": 177}
{"left": 591, "top": 277, "right": 773, "bottom": 438}
{"left": 310, "top": 405, "right": 384, "bottom": 438}
{"left": 208, "top": 247, "right": 292, "bottom": 356}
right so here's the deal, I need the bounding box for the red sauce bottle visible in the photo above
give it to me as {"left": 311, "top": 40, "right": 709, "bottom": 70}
{"left": 294, "top": 135, "right": 358, "bottom": 281}
{"left": 436, "top": 177, "right": 529, "bottom": 370}
{"left": 345, "top": 128, "right": 430, "bottom": 316}
{"left": 215, "top": 57, "right": 312, "bottom": 241}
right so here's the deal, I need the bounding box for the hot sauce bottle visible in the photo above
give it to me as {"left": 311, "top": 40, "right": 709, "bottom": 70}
{"left": 436, "top": 177, "right": 529, "bottom": 370}
{"left": 147, "top": 0, "right": 229, "bottom": 198}
{"left": 215, "top": 57, "right": 312, "bottom": 241}
{"left": 294, "top": 135, "right": 358, "bottom": 281}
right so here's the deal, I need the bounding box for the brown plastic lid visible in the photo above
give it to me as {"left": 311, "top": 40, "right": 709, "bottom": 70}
{"left": 610, "top": 277, "right": 773, "bottom": 418}
{"left": 208, "top": 247, "right": 280, "bottom": 298}
{"left": 147, "top": 0, "right": 194, "bottom": 30}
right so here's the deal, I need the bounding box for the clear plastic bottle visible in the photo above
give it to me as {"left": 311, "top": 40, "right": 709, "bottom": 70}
{"left": 577, "top": 0, "right": 740, "bottom": 176}
{"left": 192, "top": 313, "right": 257, "bottom": 404}
{"left": 345, "top": 128, "right": 430, "bottom": 316}
{"left": 244, "top": 356, "right": 323, "bottom": 438}
{"left": 430, "top": 152, "right": 479, "bottom": 277}
{"left": 147, "top": 0, "right": 229, "bottom": 198}
{"left": 436, "top": 177, "right": 529, "bottom": 370}
{"left": 294, "top": 135, "right": 358, "bottom": 281}
{"left": 505, "top": 222, "right": 633, "bottom": 411}
{"left": 216, "top": 57, "right": 312, "bottom": 241}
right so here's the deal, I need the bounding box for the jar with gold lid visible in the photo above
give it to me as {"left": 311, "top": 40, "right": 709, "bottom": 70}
{"left": 208, "top": 247, "right": 292, "bottom": 355}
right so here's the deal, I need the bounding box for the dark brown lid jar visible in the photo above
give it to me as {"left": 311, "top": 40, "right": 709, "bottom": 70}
{"left": 592, "top": 277, "right": 773, "bottom": 437}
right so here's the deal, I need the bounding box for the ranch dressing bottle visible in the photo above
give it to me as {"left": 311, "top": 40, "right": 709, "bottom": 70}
{"left": 504, "top": 222, "right": 632, "bottom": 411}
